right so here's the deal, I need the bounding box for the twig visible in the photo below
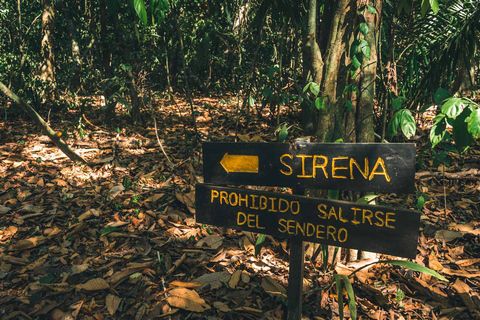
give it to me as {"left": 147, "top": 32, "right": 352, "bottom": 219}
{"left": 153, "top": 115, "right": 174, "bottom": 166}
{"left": 166, "top": 253, "right": 187, "bottom": 275}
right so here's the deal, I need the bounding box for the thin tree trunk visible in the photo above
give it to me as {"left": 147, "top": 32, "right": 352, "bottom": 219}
{"left": 100, "top": 0, "right": 115, "bottom": 124}
{"left": 0, "top": 82, "right": 86, "bottom": 164}
{"left": 356, "top": 0, "right": 383, "bottom": 143}
{"left": 174, "top": 8, "right": 200, "bottom": 144}
{"left": 39, "top": 0, "right": 56, "bottom": 102}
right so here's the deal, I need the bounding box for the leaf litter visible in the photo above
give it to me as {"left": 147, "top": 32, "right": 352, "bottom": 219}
{"left": 0, "top": 94, "right": 479, "bottom": 319}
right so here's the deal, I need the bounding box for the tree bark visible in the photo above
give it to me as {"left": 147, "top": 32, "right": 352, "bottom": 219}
{"left": 356, "top": 0, "right": 383, "bottom": 143}
{"left": 99, "top": 0, "right": 115, "bottom": 124}
{"left": 39, "top": 0, "right": 56, "bottom": 102}
{"left": 316, "top": 0, "right": 350, "bottom": 142}
{"left": 0, "top": 82, "right": 87, "bottom": 164}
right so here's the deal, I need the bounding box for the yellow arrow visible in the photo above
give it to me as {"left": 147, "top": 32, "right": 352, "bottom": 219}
{"left": 220, "top": 153, "right": 259, "bottom": 173}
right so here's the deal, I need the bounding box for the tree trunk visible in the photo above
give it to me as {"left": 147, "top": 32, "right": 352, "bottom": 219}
{"left": 356, "top": 0, "right": 383, "bottom": 143}
{"left": 301, "top": 0, "right": 324, "bottom": 131}
{"left": 39, "top": 0, "right": 56, "bottom": 102}
{"left": 99, "top": 0, "right": 115, "bottom": 124}
{"left": 0, "top": 82, "right": 86, "bottom": 164}
{"left": 316, "top": 0, "right": 351, "bottom": 142}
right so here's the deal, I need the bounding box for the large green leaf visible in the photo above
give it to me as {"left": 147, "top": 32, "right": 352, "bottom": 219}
{"left": 345, "top": 100, "right": 353, "bottom": 112}
{"left": 429, "top": 115, "right": 446, "bottom": 148}
{"left": 352, "top": 54, "right": 362, "bottom": 70}
{"left": 467, "top": 108, "right": 480, "bottom": 139}
{"left": 399, "top": 109, "right": 416, "bottom": 139}
{"left": 278, "top": 124, "right": 288, "bottom": 142}
{"left": 434, "top": 88, "right": 450, "bottom": 105}
{"left": 429, "top": 0, "right": 439, "bottom": 14}
{"left": 392, "top": 97, "right": 405, "bottom": 111}
{"left": 359, "top": 23, "right": 369, "bottom": 36}
{"left": 254, "top": 234, "right": 266, "bottom": 257}
{"left": 342, "top": 275, "right": 357, "bottom": 320}
{"left": 359, "top": 40, "right": 370, "bottom": 59}
{"left": 310, "top": 82, "right": 320, "bottom": 95}
{"left": 453, "top": 108, "right": 473, "bottom": 150}
{"left": 315, "top": 97, "right": 326, "bottom": 110}
{"left": 387, "top": 110, "right": 401, "bottom": 139}
{"left": 379, "top": 260, "right": 447, "bottom": 281}
{"left": 350, "top": 40, "right": 360, "bottom": 57}
{"left": 133, "top": 0, "right": 147, "bottom": 25}
{"left": 441, "top": 98, "right": 463, "bottom": 119}
{"left": 366, "top": 5, "right": 377, "bottom": 14}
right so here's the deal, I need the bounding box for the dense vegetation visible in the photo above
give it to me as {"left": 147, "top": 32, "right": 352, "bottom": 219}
{"left": 1, "top": 0, "right": 478, "bottom": 147}
{"left": 0, "top": 0, "right": 479, "bottom": 319}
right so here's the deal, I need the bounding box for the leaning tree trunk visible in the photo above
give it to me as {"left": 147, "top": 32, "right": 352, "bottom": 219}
{"left": 0, "top": 82, "right": 86, "bottom": 164}
{"left": 39, "top": 0, "right": 56, "bottom": 102}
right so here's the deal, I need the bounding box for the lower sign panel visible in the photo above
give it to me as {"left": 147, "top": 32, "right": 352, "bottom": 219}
{"left": 196, "top": 184, "right": 420, "bottom": 258}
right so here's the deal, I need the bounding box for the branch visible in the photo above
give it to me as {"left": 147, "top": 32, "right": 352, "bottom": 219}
{"left": 0, "top": 82, "right": 87, "bottom": 164}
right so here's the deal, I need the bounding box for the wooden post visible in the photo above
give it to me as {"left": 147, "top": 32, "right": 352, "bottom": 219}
{"left": 287, "top": 138, "right": 309, "bottom": 320}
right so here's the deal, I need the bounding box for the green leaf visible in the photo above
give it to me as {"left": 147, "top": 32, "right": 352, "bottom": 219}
{"left": 335, "top": 275, "right": 344, "bottom": 320}
{"left": 133, "top": 0, "right": 148, "bottom": 25}
{"left": 350, "top": 40, "right": 360, "bottom": 57}
{"left": 356, "top": 194, "right": 379, "bottom": 204}
{"left": 441, "top": 98, "right": 463, "bottom": 119}
{"left": 420, "top": 0, "right": 430, "bottom": 16}
{"left": 417, "top": 194, "right": 426, "bottom": 210}
{"left": 345, "top": 100, "right": 353, "bottom": 112}
{"left": 399, "top": 109, "right": 416, "bottom": 139}
{"left": 387, "top": 110, "right": 401, "bottom": 139}
{"left": 352, "top": 54, "right": 362, "bottom": 70}
{"left": 359, "top": 40, "right": 370, "bottom": 59}
{"left": 366, "top": 4, "right": 377, "bottom": 14}
{"left": 315, "top": 97, "right": 326, "bottom": 110}
{"left": 434, "top": 88, "right": 450, "bottom": 105}
{"left": 429, "top": 0, "right": 439, "bottom": 14}
{"left": 453, "top": 108, "right": 473, "bottom": 151}
{"left": 392, "top": 97, "right": 405, "bottom": 111}
{"left": 310, "top": 82, "right": 320, "bottom": 95}
{"left": 302, "top": 83, "right": 311, "bottom": 94}
{"left": 254, "top": 234, "right": 266, "bottom": 257}
{"left": 342, "top": 275, "right": 357, "bottom": 320}
{"left": 101, "top": 226, "right": 117, "bottom": 236}
{"left": 378, "top": 260, "right": 448, "bottom": 281}
{"left": 467, "top": 108, "right": 480, "bottom": 139}
{"left": 430, "top": 116, "right": 446, "bottom": 148}
{"left": 278, "top": 124, "right": 288, "bottom": 142}
{"left": 343, "top": 85, "right": 358, "bottom": 94}
{"left": 248, "top": 96, "right": 255, "bottom": 107}
{"left": 359, "top": 23, "right": 369, "bottom": 36}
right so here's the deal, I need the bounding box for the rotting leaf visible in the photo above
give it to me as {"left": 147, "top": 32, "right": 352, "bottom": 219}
{"left": 169, "top": 281, "right": 202, "bottom": 288}
{"left": 106, "top": 294, "right": 122, "bottom": 316}
{"left": 435, "top": 230, "right": 463, "bottom": 242}
{"left": 228, "top": 270, "right": 242, "bottom": 289}
{"left": 71, "top": 264, "right": 89, "bottom": 275}
{"left": 261, "top": 276, "right": 287, "bottom": 298}
{"left": 195, "top": 235, "right": 223, "bottom": 250}
{"left": 76, "top": 278, "right": 110, "bottom": 291}
{"left": 193, "top": 271, "right": 231, "bottom": 289}
{"left": 166, "top": 288, "right": 210, "bottom": 312}
{"left": 0, "top": 205, "right": 11, "bottom": 214}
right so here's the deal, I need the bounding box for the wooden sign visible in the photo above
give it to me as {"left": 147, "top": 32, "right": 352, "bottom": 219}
{"left": 203, "top": 142, "right": 415, "bottom": 193}
{"left": 196, "top": 183, "right": 420, "bottom": 258}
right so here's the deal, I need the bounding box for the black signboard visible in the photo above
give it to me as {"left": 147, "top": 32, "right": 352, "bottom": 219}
{"left": 203, "top": 142, "right": 415, "bottom": 193}
{"left": 196, "top": 183, "right": 420, "bottom": 258}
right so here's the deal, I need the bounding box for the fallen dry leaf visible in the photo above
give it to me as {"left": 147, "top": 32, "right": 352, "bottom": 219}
{"left": 435, "top": 230, "right": 463, "bottom": 242}
{"left": 194, "top": 271, "right": 231, "bottom": 289}
{"left": 261, "top": 276, "right": 286, "bottom": 298}
{"left": 196, "top": 235, "right": 223, "bottom": 250}
{"left": 106, "top": 294, "right": 121, "bottom": 316}
{"left": 167, "top": 287, "right": 210, "bottom": 312}
{"left": 76, "top": 278, "right": 110, "bottom": 291}
{"left": 228, "top": 270, "right": 242, "bottom": 289}
{"left": 169, "top": 281, "right": 202, "bottom": 288}
{"left": 0, "top": 205, "right": 11, "bottom": 214}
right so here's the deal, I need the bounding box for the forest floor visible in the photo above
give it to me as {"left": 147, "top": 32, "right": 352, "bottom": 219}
{"left": 0, "top": 94, "right": 479, "bottom": 320}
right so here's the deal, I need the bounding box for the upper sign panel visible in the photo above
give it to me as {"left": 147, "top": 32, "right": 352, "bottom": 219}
{"left": 203, "top": 142, "right": 415, "bottom": 193}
